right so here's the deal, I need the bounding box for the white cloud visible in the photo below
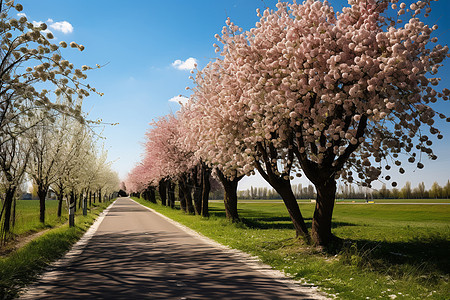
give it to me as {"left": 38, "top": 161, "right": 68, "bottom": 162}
{"left": 17, "top": 13, "right": 27, "bottom": 18}
{"left": 169, "top": 95, "right": 189, "bottom": 105}
{"left": 31, "top": 19, "right": 73, "bottom": 36}
{"left": 32, "top": 21, "right": 52, "bottom": 35}
{"left": 49, "top": 21, "right": 73, "bottom": 34}
{"left": 172, "top": 57, "right": 197, "bottom": 71}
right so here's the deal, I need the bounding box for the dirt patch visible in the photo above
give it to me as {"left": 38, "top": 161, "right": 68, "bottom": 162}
{"left": 0, "top": 227, "right": 56, "bottom": 257}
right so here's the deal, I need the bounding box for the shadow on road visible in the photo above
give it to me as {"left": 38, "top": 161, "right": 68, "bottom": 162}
{"left": 24, "top": 199, "right": 314, "bottom": 299}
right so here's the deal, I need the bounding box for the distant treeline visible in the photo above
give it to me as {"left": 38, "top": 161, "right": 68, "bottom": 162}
{"left": 370, "top": 181, "right": 450, "bottom": 199}
{"left": 209, "top": 180, "right": 450, "bottom": 200}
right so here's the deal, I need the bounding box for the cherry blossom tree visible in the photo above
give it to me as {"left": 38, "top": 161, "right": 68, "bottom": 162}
{"left": 126, "top": 162, "right": 158, "bottom": 203}
{"left": 142, "top": 114, "right": 197, "bottom": 213}
{"left": 180, "top": 62, "right": 247, "bottom": 222}
{"left": 131, "top": 113, "right": 214, "bottom": 216}
{"left": 178, "top": 106, "right": 214, "bottom": 217}
{"left": 125, "top": 164, "right": 149, "bottom": 197}
{"left": 209, "top": 0, "right": 449, "bottom": 245}
{"left": 184, "top": 44, "right": 309, "bottom": 232}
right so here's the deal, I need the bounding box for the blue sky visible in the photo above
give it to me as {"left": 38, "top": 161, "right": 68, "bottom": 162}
{"left": 20, "top": 0, "right": 450, "bottom": 191}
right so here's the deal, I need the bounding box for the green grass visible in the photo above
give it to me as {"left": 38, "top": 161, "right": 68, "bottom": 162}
{"left": 9, "top": 200, "right": 69, "bottom": 236}
{"left": 0, "top": 200, "right": 114, "bottom": 300}
{"left": 133, "top": 197, "right": 449, "bottom": 300}
{"left": 216, "top": 198, "right": 450, "bottom": 203}
{"left": 335, "top": 199, "right": 450, "bottom": 203}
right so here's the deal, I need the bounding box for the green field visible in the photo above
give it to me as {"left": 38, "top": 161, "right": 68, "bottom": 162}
{"left": 336, "top": 198, "right": 450, "bottom": 203}
{"left": 8, "top": 200, "right": 69, "bottom": 236}
{"left": 134, "top": 198, "right": 450, "bottom": 300}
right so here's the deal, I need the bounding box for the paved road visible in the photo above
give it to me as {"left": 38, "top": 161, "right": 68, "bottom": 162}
{"left": 21, "top": 197, "right": 327, "bottom": 299}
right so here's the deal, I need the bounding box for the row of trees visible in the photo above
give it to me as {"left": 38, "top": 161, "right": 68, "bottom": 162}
{"left": 237, "top": 184, "right": 316, "bottom": 200}
{"left": 126, "top": 115, "right": 213, "bottom": 217}
{"left": 0, "top": 1, "right": 119, "bottom": 242}
{"left": 372, "top": 180, "right": 450, "bottom": 199}
{"left": 237, "top": 180, "right": 450, "bottom": 200}
{"left": 127, "top": 0, "right": 449, "bottom": 246}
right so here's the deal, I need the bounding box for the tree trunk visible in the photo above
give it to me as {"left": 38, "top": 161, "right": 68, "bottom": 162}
{"left": 276, "top": 180, "right": 310, "bottom": 240}
{"left": 57, "top": 191, "right": 64, "bottom": 217}
{"left": 89, "top": 191, "right": 92, "bottom": 207}
{"left": 158, "top": 179, "right": 167, "bottom": 206}
{"left": 1, "top": 188, "right": 15, "bottom": 241}
{"left": 69, "top": 190, "right": 76, "bottom": 227}
{"left": 38, "top": 186, "right": 47, "bottom": 224}
{"left": 201, "top": 164, "right": 211, "bottom": 217}
{"left": 183, "top": 174, "right": 195, "bottom": 214}
{"left": 193, "top": 167, "right": 202, "bottom": 215}
{"left": 178, "top": 180, "right": 186, "bottom": 212}
{"left": 167, "top": 181, "right": 176, "bottom": 208}
{"left": 311, "top": 178, "right": 337, "bottom": 246}
{"left": 256, "top": 157, "right": 310, "bottom": 243}
{"left": 83, "top": 194, "right": 88, "bottom": 216}
{"left": 148, "top": 187, "right": 157, "bottom": 203}
{"left": 93, "top": 192, "right": 96, "bottom": 203}
{"left": 73, "top": 192, "right": 77, "bottom": 212}
{"left": 216, "top": 169, "right": 241, "bottom": 222}
{"left": 12, "top": 198, "right": 16, "bottom": 228}
{"left": 98, "top": 190, "right": 102, "bottom": 203}
{"left": 78, "top": 192, "right": 83, "bottom": 209}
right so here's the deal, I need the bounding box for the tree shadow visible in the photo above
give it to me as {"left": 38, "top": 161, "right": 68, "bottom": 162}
{"left": 21, "top": 230, "right": 310, "bottom": 299}
{"left": 337, "top": 234, "right": 449, "bottom": 280}
{"left": 208, "top": 207, "right": 357, "bottom": 230}
{"left": 208, "top": 207, "right": 244, "bottom": 219}
{"left": 241, "top": 217, "right": 356, "bottom": 230}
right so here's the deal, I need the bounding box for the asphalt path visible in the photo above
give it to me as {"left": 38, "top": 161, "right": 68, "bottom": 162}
{"left": 20, "top": 197, "right": 328, "bottom": 300}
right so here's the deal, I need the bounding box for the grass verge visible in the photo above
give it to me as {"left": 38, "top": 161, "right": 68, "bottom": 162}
{"left": 0, "top": 200, "right": 114, "bottom": 300}
{"left": 133, "top": 197, "right": 449, "bottom": 300}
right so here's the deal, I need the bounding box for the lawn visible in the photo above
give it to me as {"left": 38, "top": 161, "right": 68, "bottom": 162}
{"left": 9, "top": 200, "right": 69, "bottom": 236}
{"left": 134, "top": 198, "right": 449, "bottom": 300}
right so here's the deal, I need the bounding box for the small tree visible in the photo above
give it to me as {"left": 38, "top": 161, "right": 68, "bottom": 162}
{"left": 400, "top": 181, "right": 412, "bottom": 199}
{"left": 0, "top": 135, "right": 29, "bottom": 241}
{"left": 181, "top": 82, "right": 245, "bottom": 221}
{"left": 414, "top": 182, "right": 427, "bottom": 199}
{"left": 429, "top": 181, "right": 442, "bottom": 198}
{"left": 27, "top": 110, "right": 67, "bottom": 223}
